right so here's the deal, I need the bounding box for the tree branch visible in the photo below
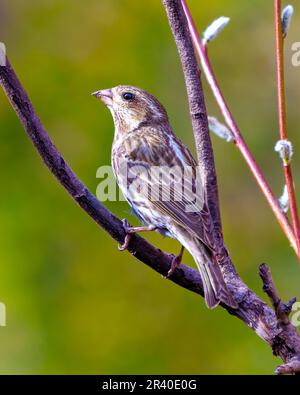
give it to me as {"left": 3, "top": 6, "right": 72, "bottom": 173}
{"left": 259, "top": 264, "right": 296, "bottom": 325}
{"left": 181, "top": 0, "right": 297, "bottom": 254}
{"left": 162, "top": 0, "right": 223, "bottom": 245}
{"left": 1, "top": 3, "right": 300, "bottom": 372}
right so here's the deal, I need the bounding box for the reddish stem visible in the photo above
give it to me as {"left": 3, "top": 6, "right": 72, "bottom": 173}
{"left": 285, "top": 165, "right": 300, "bottom": 257}
{"left": 181, "top": 0, "right": 297, "bottom": 254}
{"left": 274, "top": 0, "right": 300, "bottom": 260}
{"left": 275, "top": 0, "right": 287, "bottom": 140}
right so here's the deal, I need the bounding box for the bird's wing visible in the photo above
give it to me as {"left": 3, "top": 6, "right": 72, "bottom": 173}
{"left": 121, "top": 127, "right": 214, "bottom": 246}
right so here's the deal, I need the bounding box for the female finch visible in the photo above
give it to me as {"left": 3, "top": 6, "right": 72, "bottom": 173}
{"left": 93, "top": 85, "right": 237, "bottom": 309}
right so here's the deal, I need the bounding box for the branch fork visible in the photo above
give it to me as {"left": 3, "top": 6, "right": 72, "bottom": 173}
{"left": 259, "top": 263, "right": 296, "bottom": 325}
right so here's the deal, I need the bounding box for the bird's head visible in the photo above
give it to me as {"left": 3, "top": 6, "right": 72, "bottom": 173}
{"left": 92, "top": 85, "right": 168, "bottom": 134}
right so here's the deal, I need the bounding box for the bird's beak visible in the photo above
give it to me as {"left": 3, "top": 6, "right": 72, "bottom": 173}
{"left": 92, "top": 88, "right": 113, "bottom": 106}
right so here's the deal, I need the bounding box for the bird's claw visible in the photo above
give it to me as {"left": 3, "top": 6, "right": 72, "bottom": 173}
{"left": 164, "top": 246, "right": 184, "bottom": 278}
{"left": 118, "top": 219, "right": 132, "bottom": 251}
{"left": 165, "top": 254, "right": 181, "bottom": 279}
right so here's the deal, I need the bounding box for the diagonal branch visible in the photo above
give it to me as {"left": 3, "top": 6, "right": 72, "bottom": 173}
{"left": 181, "top": 0, "right": 297, "bottom": 255}
{"left": 1, "top": 9, "right": 300, "bottom": 372}
{"left": 0, "top": 56, "right": 202, "bottom": 296}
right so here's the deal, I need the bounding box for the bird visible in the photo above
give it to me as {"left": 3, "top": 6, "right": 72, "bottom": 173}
{"left": 92, "top": 85, "right": 237, "bottom": 309}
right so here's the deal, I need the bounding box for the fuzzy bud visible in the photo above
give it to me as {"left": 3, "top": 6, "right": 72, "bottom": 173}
{"left": 281, "top": 5, "right": 294, "bottom": 38}
{"left": 202, "top": 17, "right": 230, "bottom": 45}
{"left": 208, "top": 116, "right": 234, "bottom": 142}
{"left": 278, "top": 185, "right": 289, "bottom": 213}
{"left": 274, "top": 139, "right": 293, "bottom": 165}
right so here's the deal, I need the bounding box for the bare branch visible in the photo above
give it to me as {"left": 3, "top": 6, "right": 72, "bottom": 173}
{"left": 162, "top": 0, "right": 223, "bottom": 244}
{"left": 259, "top": 263, "right": 300, "bottom": 374}
{"left": 259, "top": 263, "right": 296, "bottom": 324}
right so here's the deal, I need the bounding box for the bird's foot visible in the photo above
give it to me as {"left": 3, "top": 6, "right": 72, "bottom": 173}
{"left": 118, "top": 219, "right": 133, "bottom": 251}
{"left": 118, "top": 220, "right": 157, "bottom": 251}
{"left": 165, "top": 246, "right": 185, "bottom": 278}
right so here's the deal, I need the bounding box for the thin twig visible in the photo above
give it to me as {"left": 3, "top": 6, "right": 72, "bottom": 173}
{"left": 181, "top": 0, "right": 297, "bottom": 254}
{"left": 274, "top": 0, "right": 300, "bottom": 261}
{"left": 259, "top": 263, "right": 300, "bottom": 375}
{"left": 259, "top": 263, "right": 296, "bottom": 325}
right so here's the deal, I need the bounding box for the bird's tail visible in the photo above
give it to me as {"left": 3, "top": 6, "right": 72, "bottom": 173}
{"left": 192, "top": 244, "right": 237, "bottom": 309}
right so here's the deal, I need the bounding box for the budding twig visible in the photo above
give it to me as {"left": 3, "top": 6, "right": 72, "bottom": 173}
{"left": 275, "top": 0, "right": 300, "bottom": 261}
{"left": 181, "top": 0, "right": 297, "bottom": 254}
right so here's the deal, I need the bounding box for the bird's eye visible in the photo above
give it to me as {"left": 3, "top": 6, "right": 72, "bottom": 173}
{"left": 122, "top": 92, "right": 135, "bottom": 101}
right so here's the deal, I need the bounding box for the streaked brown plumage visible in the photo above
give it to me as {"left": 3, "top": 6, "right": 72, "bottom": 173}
{"left": 93, "top": 85, "right": 237, "bottom": 309}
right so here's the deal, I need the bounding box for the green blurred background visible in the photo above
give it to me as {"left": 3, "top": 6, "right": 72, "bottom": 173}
{"left": 0, "top": 0, "right": 299, "bottom": 374}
